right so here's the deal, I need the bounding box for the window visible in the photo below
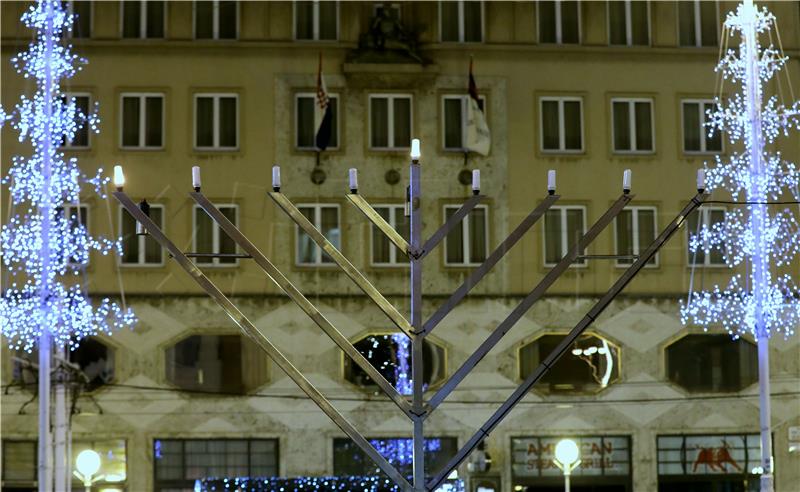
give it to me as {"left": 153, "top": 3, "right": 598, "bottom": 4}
{"left": 2, "top": 441, "right": 36, "bottom": 486}
{"left": 611, "top": 98, "right": 654, "bottom": 153}
{"left": 194, "top": 93, "right": 238, "bottom": 150}
{"left": 537, "top": 1, "right": 580, "bottom": 44}
{"left": 193, "top": 204, "right": 238, "bottom": 266}
{"left": 120, "top": 204, "right": 164, "bottom": 266}
{"left": 540, "top": 97, "right": 583, "bottom": 152}
{"left": 371, "top": 204, "right": 409, "bottom": 266}
{"left": 686, "top": 207, "right": 726, "bottom": 266}
{"left": 615, "top": 206, "right": 657, "bottom": 267}
{"left": 543, "top": 206, "right": 586, "bottom": 266}
{"left": 60, "top": 204, "right": 89, "bottom": 265}
{"left": 343, "top": 333, "right": 447, "bottom": 393}
{"left": 518, "top": 333, "right": 620, "bottom": 394}
{"left": 369, "top": 94, "right": 412, "bottom": 150}
{"left": 13, "top": 338, "right": 115, "bottom": 392}
{"left": 154, "top": 439, "right": 277, "bottom": 491}
{"left": 296, "top": 204, "right": 340, "bottom": 265}
{"left": 608, "top": 1, "right": 649, "bottom": 46}
{"left": 122, "top": 1, "right": 165, "bottom": 38}
{"left": 61, "top": 93, "right": 91, "bottom": 148}
{"left": 294, "top": 1, "right": 338, "bottom": 40}
{"left": 666, "top": 335, "right": 757, "bottom": 392}
{"left": 678, "top": 0, "right": 718, "bottom": 47}
{"left": 194, "top": 1, "right": 237, "bottom": 39}
{"left": 295, "top": 92, "right": 339, "bottom": 150}
{"left": 444, "top": 204, "right": 488, "bottom": 266}
{"left": 682, "top": 99, "right": 722, "bottom": 153}
{"left": 440, "top": 1, "right": 483, "bottom": 42}
{"left": 442, "top": 94, "right": 485, "bottom": 151}
{"left": 334, "top": 437, "right": 458, "bottom": 480}
{"left": 120, "top": 93, "right": 164, "bottom": 149}
{"left": 65, "top": 1, "right": 92, "bottom": 38}
{"left": 657, "top": 434, "right": 761, "bottom": 479}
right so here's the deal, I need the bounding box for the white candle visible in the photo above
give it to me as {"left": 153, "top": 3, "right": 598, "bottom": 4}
{"left": 547, "top": 170, "right": 556, "bottom": 192}
{"left": 472, "top": 169, "right": 480, "bottom": 192}
{"left": 349, "top": 168, "right": 358, "bottom": 191}
{"left": 113, "top": 165, "right": 125, "bottom": 189}
{"left": 697, "top": 169, "right": 706, "bottom": 190}
{"left": 272, "top": 165, "right": 281, "bottom": 189}
{"left": 410, "top": 139, "right": 421, "bottom": 160}
{"left": 623, "top": 169, "right": 632, "bottom": 191}
{"left": 192, "top": 166, "right": 201, "bottom": 189}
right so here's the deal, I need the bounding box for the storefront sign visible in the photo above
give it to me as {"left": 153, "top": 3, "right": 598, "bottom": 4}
{"left": 511, "top": 436, "right": 630, "bottom": 477}
{"left": 657, "top": 434, "right": 761, "bottom": 475}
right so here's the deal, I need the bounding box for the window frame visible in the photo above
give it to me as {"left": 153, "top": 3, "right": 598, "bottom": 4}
{"left": 606, "top": 0, "right": 651, "bottom": 46}
{"left": 440, "top": 93, "right": 487, "bottom": 152}
{"left": 292, "top": 0, "right": 340, "bottom": 41}
{"left": 118, "top": 203, "right": 165, "bottom": 267}
{"left": 192, "top": 0, "right": 240, "bottom": 40}
{"left": 120, "top": 0, "right": 167, "bottom": 39}
{"left": 64, "top": 1, "right": 93, "bottom": 39}
{"left": 295, "top": 203, "right": 341, "bottom": 266}
{"left": 686, "top": 205, "right": 727, "bottom": 268}
{"left": 680, "top": 98, "right": 723, "bottom": 155}
{"left": 438, "top": 0, "right": 485, "bottom": 43}
{"left": 193, "top": 92, "right": 239, "bottom": 151}
{"left": 368, "top": 93, "right": 414, "bottom": 151}
{"left": 677, "top": 0, "right": 719, "bottom": 48}
{"left": 613, "top": 205, "right": 658, "bottom": 268}
{"left": 536, "top": 0, "right": 582, "bottom": 45}
{"left": 294, "top": 91, "right": 340, "bottom": 151}
{"left": 192, "top": 203, "right": 240, "bottom": 267}
{"left": 539, "top": 96, "right": 584, "bottom": 154}
{"left": 610, "top": 97, "right": 655, "bottom": 154}
{"left": 61, "top": 92, "right": 92, "bottom": 149}
{"left": 370, "top": 204, "right": 409, "bottom": 267}
{"left": 543, "top": 205, "right": 587, "bottom": 267}
{"left": 119, "top": 92, "right": 166, "bottom": 150}
{"left": 442, "top": 203, "right": 489, "bottom": 267}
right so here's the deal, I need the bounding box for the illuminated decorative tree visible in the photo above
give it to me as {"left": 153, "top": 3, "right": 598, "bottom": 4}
{"left": 681, "top": 1, "right": 799, "bottom": 490}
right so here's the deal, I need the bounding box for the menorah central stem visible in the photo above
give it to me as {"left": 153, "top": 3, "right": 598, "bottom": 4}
{"left": 410, "top": 157, "right": 425, "bottom": 491}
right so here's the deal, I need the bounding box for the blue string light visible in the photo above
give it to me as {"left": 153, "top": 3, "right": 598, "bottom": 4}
{"left": 194, "top": 475, "right": 464, "bottom": 492}
{"left": 1, "top": 0, "right": 135, "bottom": 352}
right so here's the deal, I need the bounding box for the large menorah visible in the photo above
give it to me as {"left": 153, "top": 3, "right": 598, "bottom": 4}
{"left": 113, "top": 141, "right": 707, "bottom": 491}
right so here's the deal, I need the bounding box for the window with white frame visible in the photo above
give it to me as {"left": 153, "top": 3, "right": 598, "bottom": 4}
{"left": 678, "top": 0, "right": 718, "bottom": 47}
{"left": 440, "top": 1, "right": 483, "bottom": 42}
{"left": 194, "top": 93, "right": 238, "bottom": 150}
{"left": 371, "top": 205, "right": 409, "bottom": 266}
{"left": 543, "top": 206, "right": 586, "bottom": 266}
{"left": 294, "top": 1, "right": 338, "bottom": 40}
{"left": 540, "top": 97, "right": 583, "bottom": 152}
{"left": 615, "top": 206, "right": 657, "bottom": 266}
{"left": 686, "top": 207, "right": 726, "bottom": 266}
{"left": 295, "top": 92, "right": 339, "bottom": 150}
{"left": 608, "top": 0, "right": 649, "bottom": 46}
{"left": 444, "top": 205, "right": 488, "bottom": 266}
{"left": 296, "top": 204, "right": 340, "bottom": 266}
{"left": 120, "top": 204, "right": 164, "bottom": 265}
{"left": 121, "top": 93, "right": 164, "bottom": 149}
{"left": 60, "top": 204, "right": 89, "bottom": 265}
{"left": 369, "top": 94, "right": 412, "bottom": 150}
{"left": 65, "top": 1, "right": 92, "bottom": 38}
{"left": 122, "top": 1, "right": 165, "bottom": 38}
{"left": 442, "top": 94, "right": 485, "bottom": 151}
{"left": 682, "top": 99, "right": 722, "bottom": 153}
{"left": 537, "top": 0, "right": 580, "bottom": 44}
{"left": 193, "top": 205, "right": 239, "bottom": 266}
{"left": 611, "top": 98, "right": 654, "bottom": 153}
{"left": 61, "top": 93, "right": 91, "bottom": 149}
{"left": 194, "top": 0, "right": 237, "bottom": 39}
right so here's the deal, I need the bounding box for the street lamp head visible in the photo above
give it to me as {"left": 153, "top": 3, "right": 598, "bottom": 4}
{"left": 410, "top": 139, "right": 421, "bottom": 161}
{"left": 555, "top": 438, "right": 580, "bottom": 467}
{"left": 76, "top": 449, "right": 101, "bottom": 478}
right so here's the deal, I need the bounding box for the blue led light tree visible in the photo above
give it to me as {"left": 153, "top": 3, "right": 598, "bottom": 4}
{"left": 681, "top": 2, "right": 799, "bottom": 491}
{"left": 1, "top": 1, "right": 135, "bottom": 488}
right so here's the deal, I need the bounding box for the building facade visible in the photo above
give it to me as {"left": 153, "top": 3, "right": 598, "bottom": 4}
{"left": 2, "top": 1, "right": 799, "bottom": 491}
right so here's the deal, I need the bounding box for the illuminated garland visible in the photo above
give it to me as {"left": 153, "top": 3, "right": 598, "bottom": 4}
{"left": 0, "top": 0, "right": 135, "bottom": 351}
{"left": 681, "top": 2, "right": 800, "bottom": 340}
{"left": 195, "top": 476, "right": 464, "bottom": 492}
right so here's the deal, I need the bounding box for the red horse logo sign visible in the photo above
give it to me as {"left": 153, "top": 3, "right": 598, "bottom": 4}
{"left": 692, "top": 440, "right": 742, "bottom": 473}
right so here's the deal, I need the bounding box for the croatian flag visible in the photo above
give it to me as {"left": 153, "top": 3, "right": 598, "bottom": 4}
{"left": 315, "top": 54, "right": 333, "bottom": 151}
{"left": 465, "top": 58, "right": 490, "bottom": 156}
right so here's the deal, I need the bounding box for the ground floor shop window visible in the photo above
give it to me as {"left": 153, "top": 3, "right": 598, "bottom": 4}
{"left": 333, "top": 436, "right": 457, "bottom": 481}
{"left": 511, "top": 435, "right": 632, "bottom": 491}
{"left": 657, "top": 434, "right": 761, "bottom": 492}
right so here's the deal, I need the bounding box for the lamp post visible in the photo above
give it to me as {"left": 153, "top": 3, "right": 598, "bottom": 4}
{"left": 554, "top": 439, "right": 581, "bottom": 492}
{"left": 74, "top": 449, "right": 102, "bottom": 492}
